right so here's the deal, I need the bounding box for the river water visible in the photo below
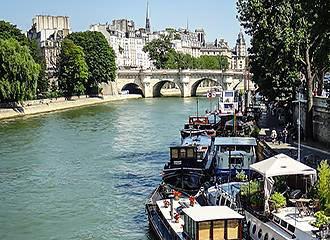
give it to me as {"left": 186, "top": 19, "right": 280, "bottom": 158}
{"left": 0, "top": 97, "right": 216, "bottom": 240}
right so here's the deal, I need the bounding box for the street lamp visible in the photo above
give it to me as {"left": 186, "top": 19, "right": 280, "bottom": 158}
{"left": 293, "top": 84, "right": 307, "bottom": 162}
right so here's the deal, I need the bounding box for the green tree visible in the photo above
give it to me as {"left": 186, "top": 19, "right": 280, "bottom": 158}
{"left": 57, "top": 39, "right": 88, "bottom": 97}
{"left": 237, "top": 0, "right": 330, "bottom": 138}
{"left": 0, "top": 20, "right": 29, "bottom": 46}
{"left": 317, "top": 160, "right": 330, "bottom": 214}
{"left": 0, "top": 38, "right": 40, "bottom": 102}
{"left": 143, "top": 35, "right": 173, "bottom": 69}
{"left": 0, "top": 20, "right": 49, "bottom": 94}
{"left": 67, "top": 31, "right": 116, "bottom": 94}
{"left": 165, "top": 50, "right": 229, "bottom": 71}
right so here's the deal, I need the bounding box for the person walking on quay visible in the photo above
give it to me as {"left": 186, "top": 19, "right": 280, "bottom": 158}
{"left": 283, "top": 128, "right": 288, "bottom": 143}
{"left": 271, "top": 129, "right": 277, "bottom": 144}
{"left": 278, "top": 130, "right": 283, "bottom": 145}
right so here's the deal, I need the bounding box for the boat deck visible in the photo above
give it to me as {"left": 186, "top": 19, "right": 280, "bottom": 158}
{"left": 273, "top": 207, "right": 317, "bottom": 235}
{"left": 156, "top": 197, "right": 200, "bottom": 240}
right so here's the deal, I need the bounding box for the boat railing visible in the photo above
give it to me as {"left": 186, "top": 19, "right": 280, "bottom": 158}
{"left": 215, "top": 185, "right": 242, "bottom": 211}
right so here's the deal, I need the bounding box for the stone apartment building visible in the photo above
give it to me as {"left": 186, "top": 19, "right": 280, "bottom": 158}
{"left": 27, "top": 15, "right": 71, "bottom": 74}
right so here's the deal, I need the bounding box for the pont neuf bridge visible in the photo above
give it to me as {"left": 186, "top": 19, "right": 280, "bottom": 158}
{"left": 102, "top": 69, "right": 252, "bottom": 98}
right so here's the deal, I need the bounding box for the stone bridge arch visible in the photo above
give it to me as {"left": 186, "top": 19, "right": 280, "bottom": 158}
{"left": 115, "top": 77, "right": 145, "bottom": 96}
{"left": 152, "top": 79, "right": 184, "bottom": 97}
{"left": 190, "top": 78, "right": 224, "bottom": 97}
{"left": 121, "top": 83, "right": 144, "bottom": 97}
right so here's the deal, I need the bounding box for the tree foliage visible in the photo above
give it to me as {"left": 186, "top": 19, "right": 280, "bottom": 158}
{"left": 0, "top": 20, "right": 48, "bottom": 94}
{"left": 0, "top": 20, "right": 29, "bottom": 46}
{"left": 144, "top": 37, "right": 230, "bottom": 71}
{"left": 165, "top": 52, "right": 230, "bottom": 71}
{"left": 57, "top": 39, "right": 88, "bottom": 96}
{"left": 0, "top": 38, "right": 40, "bottom": 102}
{"left": 66, "top": 31, "right": 116, "bottom": 94}
{"left": 237, "top": 0, "right": 330, "bottom": 138}
{"left": 317, "top": 160, "right": 330, "bottom": 215}
{"left": 143, "top": 35, "right": 173, "bottom": 69}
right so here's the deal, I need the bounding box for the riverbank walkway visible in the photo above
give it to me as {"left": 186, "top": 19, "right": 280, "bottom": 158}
{"left": 258, "top": 110, "right": 330, "bottom": 163}
{"left": 0, "top": 94, "right": 142, "bottom": 120}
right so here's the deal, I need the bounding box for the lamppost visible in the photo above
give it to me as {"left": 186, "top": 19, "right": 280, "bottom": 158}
{"left": 293, "top": 84, "right": 306, "bottom": 162}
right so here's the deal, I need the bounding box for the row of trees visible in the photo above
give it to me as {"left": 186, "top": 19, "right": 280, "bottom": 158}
{"left": 143, "top": 36, "right": 230, "bottom": 71}
{"left": 0, "top": 21, "right": 46, "bottom": 102}
{"left": 0, "top": 20, "right": 117, "bottom": 102}
{"left": 57, "top": 31, "right": 116, "bottom": 96}
{"left": 237, "top": 0, "right": 330, "bottom": 138}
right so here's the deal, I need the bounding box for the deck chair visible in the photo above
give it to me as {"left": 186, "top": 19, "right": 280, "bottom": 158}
{"left": 295, "top": 201, "right": 311, "bottom": 217}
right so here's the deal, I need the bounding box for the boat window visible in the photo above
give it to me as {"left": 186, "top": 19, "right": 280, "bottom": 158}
{"left": 280, "top": 220, "right": 287, "bottom": 228}
{"left": 258, "top": 229, "right": 263, "bottom": 239}
{"left": 220, "top": 146, "right": 235, "bottom": 152}
{"left": 252, "top": 225, "right": 256, "bottom": 234}
{"left": 180, "top": 148, "right": 186, "bottom": 158}
{"left": 236, "top": 145, "right": 251, "bottom": 153}
{"left": 229, "top": 157, "right": 243, "bottom": 165}
{"left": 213, "top": 220, "right": 225, "bottom": 239}
{"left": 288, "top": 224, "right": 295, "bottom": 233}
{"left": 224, "top": 104, "right": 234, "bottom": 109}
{"left": 199, "top": 221, "right": 211, "bottom": 239}
{"left": 227, "top": 220, "right": 239, "bottom": 239}
{"left": 192, "top": 221, "right": 196, "bottom": 240}
{"left": 271, "top": 238, "right": 275, "bottom": 240}
{"left": 273, "top": 216, "right": 280, "bottom": 224}
{"left": 171, "top": 149, "right": 179, "bottom": 159}
{"left": 187, "top": 148, "right": 195, "bottom": 158}
{"left": 264, "top": 233, "right": 269, "bottom": 240}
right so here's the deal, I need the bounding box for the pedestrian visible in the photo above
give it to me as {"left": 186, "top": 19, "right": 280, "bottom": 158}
{"left": 283, "top": 128, "right": 288, "bottom": 143}
{"left": 271, "top": 129, "right": 277, "bottom": 144}
{"left": 278, "top": 131, "right": 283, "bottom": 145}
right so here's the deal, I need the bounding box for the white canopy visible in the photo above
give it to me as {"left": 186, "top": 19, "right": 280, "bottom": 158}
{"left": 250, "top": 153, "right": 317, "bottom": 213}
{"left": 250, "top": 153, "right": 317, "bottom": 178}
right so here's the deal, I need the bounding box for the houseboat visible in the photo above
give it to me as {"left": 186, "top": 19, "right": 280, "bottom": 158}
{"left": 244, "top": 154, "right": 326, "bottom": 240}
{"left": 213, "top": 137, "right": 257, "bottom": 180}
{"left": 162, "top": 135, "right": 214, "bottom": 193}
{"left": 146, "top": 184, "right": 245, "bottom": 240}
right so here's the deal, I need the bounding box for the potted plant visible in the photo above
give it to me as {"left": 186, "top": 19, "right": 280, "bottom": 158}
{"left": 236, "top": 170, "right": 248, "bottom": 182}
{"left": 270, "top": 192, "right": 286, "bottom": 212}
{"left": 312, "top": 211, "right": 330, "bottom": 228}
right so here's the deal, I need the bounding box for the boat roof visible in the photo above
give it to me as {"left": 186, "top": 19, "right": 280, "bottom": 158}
{"left": 214, "top": 137, "right": 257, "bottom": 146}
{"left": 182, "top": 135, "right": 211, "bottom": 146}
{"left": 250, "top": 153, "right": 316, "bottom": 178}
{"left": 183, "top": 206, "right": 244, "bottom": 222}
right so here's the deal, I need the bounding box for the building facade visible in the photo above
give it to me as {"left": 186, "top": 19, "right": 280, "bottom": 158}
{"left": 89, "top": 22, "right": 151, "bottom": 69}
{"left": 90, "top": 3, "right": 248, "bottom": 71}
{"left": 27, "top": 15, "right": 71, "bottom": 73}
{"left": 231, "top": 31, "right": 247, "bottom": 70}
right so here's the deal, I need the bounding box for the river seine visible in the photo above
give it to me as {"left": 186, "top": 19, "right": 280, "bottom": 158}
{"left": 0, "top": 97, "right": 216, "bottom": 240}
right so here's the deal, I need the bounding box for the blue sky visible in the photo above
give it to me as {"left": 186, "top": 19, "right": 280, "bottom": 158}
{"left": 1, "top": 0, "right": 247, "bottom": 47}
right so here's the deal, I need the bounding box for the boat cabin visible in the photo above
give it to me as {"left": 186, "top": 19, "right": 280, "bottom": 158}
{"left": 214, "top": 137, "right": 257, "bottom": 177}
{"left": 182, "top": 206, "right": 244, "bottom": 240}
{"left": 166, "top": 146, "right": 204, "bottom": 169}
{"left": 218, "top": 90, "right": 239, "bottom": 115}
{"left": 189, "top": 116, "right": 209, "bottom": 125}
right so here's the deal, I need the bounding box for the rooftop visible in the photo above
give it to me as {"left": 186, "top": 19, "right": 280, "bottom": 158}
{"left": 214, "top": 137, "right": 257, "bottom": 146}
{"left": 183, "top": 206, "right": 244, "bottom": 222}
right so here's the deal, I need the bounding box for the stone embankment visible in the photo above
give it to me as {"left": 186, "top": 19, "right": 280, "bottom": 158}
{"left": 0, "top": 94, "right": 142, "bottom": 120}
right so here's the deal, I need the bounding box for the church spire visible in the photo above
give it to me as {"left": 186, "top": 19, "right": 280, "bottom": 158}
{"left": 145, "top": 1, "right": 151, "bottom": 33}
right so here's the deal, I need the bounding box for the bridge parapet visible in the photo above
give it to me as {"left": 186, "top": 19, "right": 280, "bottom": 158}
{"left": 115, "top": 69, "right": 248, "bottom": 98}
